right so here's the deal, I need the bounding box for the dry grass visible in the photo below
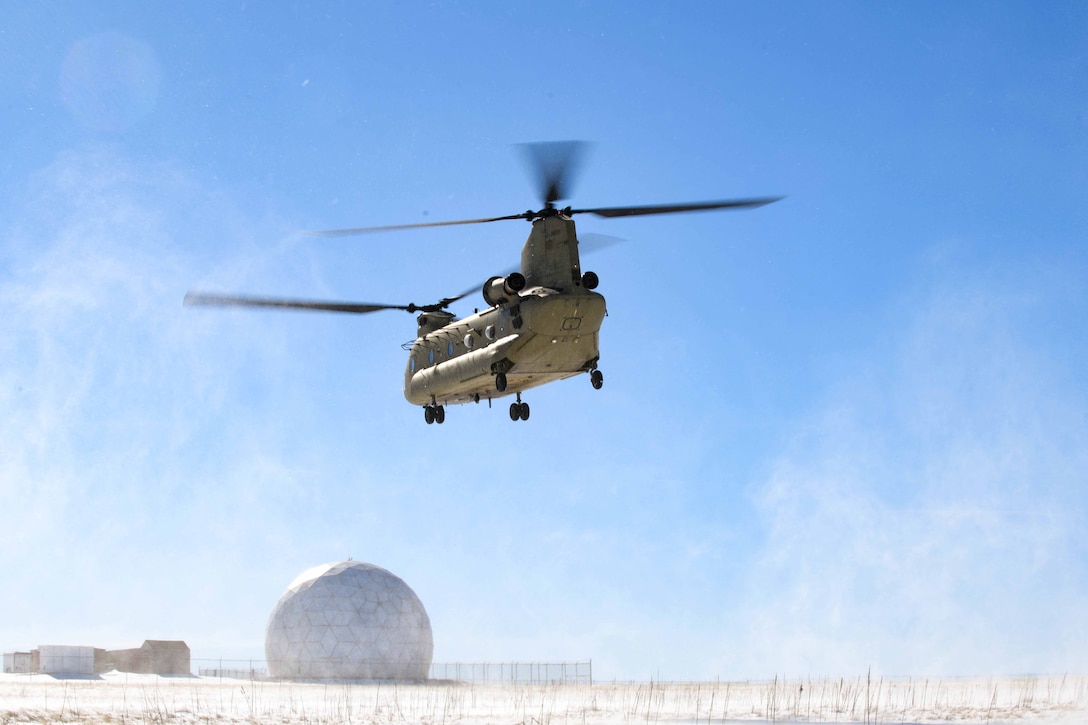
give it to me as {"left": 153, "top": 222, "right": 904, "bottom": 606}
{"left": 2, "top": 672, "right": 1086, "bottom": 723}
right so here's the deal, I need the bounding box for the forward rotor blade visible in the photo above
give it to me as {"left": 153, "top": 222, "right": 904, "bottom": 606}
{"left": 184, "top": 292, "right": 410, "bottom": 315}
{"left": 306, "top": 212, "right": 530, "bottom": 238}
{"left": 573, "top": 196, "right": 783, "bottom": 219}
{"left": 436, "top": 283, "right": 483, "bottom": 309}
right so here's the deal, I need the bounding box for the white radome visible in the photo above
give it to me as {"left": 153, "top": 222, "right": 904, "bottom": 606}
{"left": 265, "top": 561, "right": 433, "bottom": 681}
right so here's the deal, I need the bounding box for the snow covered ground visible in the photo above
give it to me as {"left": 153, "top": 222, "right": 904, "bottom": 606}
{"left": 2, "top": 672, "right": 1086, "bottom": 723}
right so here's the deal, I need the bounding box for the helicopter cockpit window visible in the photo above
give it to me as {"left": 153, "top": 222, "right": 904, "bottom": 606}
{"left": 410, "top": 356, "right": 417, "bottom": 373}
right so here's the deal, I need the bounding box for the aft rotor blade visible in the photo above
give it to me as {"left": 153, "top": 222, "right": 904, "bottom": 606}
{"left": 306, "top": 212, "right": 531, "bottom": 238}
{"left": 519, "top": 140, "right": 590, "bottom": 205}
{"left": 578, "top": 232, "right": 626, "bottom": 254}
{"left": 184, "top": 292, "right": 410, "bottom": 315}
{"left": 572, "top": 196, "right": 783, "bottom": 218}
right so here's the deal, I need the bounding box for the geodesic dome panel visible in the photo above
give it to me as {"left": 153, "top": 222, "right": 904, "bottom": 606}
{"left": 265, "top": 561, "right": 433, "bottom": 681}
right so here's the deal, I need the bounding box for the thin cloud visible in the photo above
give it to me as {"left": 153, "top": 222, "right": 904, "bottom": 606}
{"left": 728, "top": 258, "right": 1088, "bottom": 677}
{"left": 0, "top": 148, "right": 326, "bottom": 648}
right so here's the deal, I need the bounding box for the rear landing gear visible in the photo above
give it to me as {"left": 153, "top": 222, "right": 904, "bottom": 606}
{"left": 508, "top": 393, "right": 530, "bottom": 422}
{"left": 424, "top": 404, "right": 446, "bottom": 424}
{"left": 495, "top": 372, "right": 508, "bottom": 392}
{"left": 590, "top": 369, "right": 604, "bottom": 390}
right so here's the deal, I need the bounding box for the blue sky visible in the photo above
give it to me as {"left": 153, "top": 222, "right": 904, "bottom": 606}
{"left": 2, "top": 1, "right": 1087, "bottom": 680}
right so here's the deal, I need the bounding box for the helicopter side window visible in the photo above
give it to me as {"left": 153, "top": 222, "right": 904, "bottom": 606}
{"left": 428, "top": 348, "right": 435, "bottom": 366}
{"left": 447, "top": 341, "right": 455, "bottom": 358}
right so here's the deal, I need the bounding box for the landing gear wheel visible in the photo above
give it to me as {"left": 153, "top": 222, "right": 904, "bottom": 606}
{"left": 495, "top": 372, "right": 508, "bottom": 392}
{"left": 424, "top": 406, "right": 435, "bottom": 424}
{"left": 434, "top": 405, "right": 445, "bottom": 424}
{"left": 509, "top": 394, "right": 530, "bottom": 422}
{"left": 590, "top": 369, "right": 604, "bottom": 389}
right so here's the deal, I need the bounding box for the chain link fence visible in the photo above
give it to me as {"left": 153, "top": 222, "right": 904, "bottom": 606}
{"left": 429, "top": 661, "right": 591, "bottom": 684}
{"left": 194, "top": 659, "right": 591, "bottom": 685}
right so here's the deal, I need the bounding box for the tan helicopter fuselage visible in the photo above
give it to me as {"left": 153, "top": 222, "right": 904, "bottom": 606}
{"left": 404, "top": 214, "right": 605, "bottom": 407}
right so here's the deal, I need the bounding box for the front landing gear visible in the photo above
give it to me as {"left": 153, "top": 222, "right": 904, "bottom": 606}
{"left": 508, "top": 393, "right": 530, "bottom": 422}
{"left": 424, "top": 404, "right": 446, "bottom": 424}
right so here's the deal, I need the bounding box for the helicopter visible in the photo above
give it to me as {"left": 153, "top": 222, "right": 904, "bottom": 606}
{"left": 184, "top": 142, "right": 781, "bottom": 424}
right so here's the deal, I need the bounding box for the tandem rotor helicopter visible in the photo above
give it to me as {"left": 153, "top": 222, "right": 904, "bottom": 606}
{"left": 185, "top": 142, "right": 781, "bottom": 424}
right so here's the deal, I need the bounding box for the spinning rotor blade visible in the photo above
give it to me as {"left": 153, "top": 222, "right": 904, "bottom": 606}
{"left": 183, "top": 292, "right": 411, "bottom": 315}
{"left": 306, "top": 140, "right": 587, "bottom": 238}
{"left": 306, "top": 196, "right": 782, "bottom": 238}
{"left": 305, "top": 196, "right": 780, "bottom": 238}
{"left": 431, "top": 281, "right": 483, "bottom": 310}
{"left": 307, "top": 212, "right": 531, "bottom": 237}
{"left": 572, "top": 196, "right": 783, "bottom": 219}
{"left": 303, "top": 140, "right": 779, "bottom": 237}
{"left": 184, "top": 279, "right": 485, "bottom": 316}
{"left": 519, "top": 140, "right": 589, "bottom": 205}
{"left": 577, "top": 232, "right": 626, "bottom": 254}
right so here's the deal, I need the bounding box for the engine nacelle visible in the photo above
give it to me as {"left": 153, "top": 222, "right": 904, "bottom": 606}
{"left": 482, "top": 272, "right": 526, "bottom": 307}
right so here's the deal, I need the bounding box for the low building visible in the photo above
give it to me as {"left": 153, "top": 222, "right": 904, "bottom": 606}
{"left": 39, "top": 645, "right": 95, "bottom": 675}
{"left": 4, "top": 640, "right": 190, "bottom": 676}
{"left": 96, "top": 640, "right": 190, "bottom": 675}
{"left": 3, "top": 651, "right": 35, "bottom": 674}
